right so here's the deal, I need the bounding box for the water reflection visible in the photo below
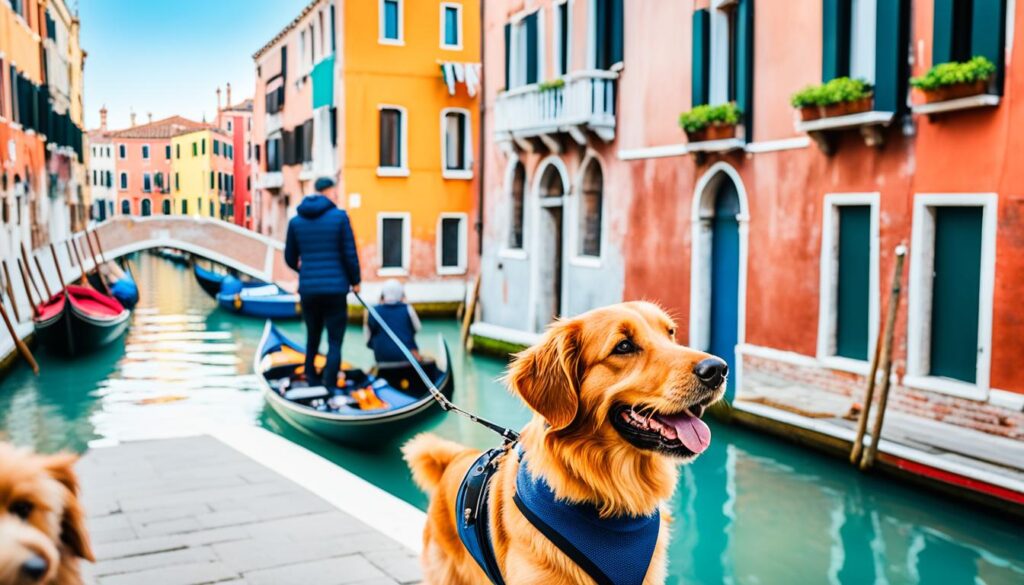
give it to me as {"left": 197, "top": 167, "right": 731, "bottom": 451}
{"left": 0, "top": 254, "right": 1021, "bottom": 584}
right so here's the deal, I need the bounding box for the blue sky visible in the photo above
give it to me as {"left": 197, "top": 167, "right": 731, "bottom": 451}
{"left": 79, "top": 0, "right": 308, "bottom": 130}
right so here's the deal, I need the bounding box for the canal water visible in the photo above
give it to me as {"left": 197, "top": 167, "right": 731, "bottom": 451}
{"left": 1, "top": 254, "right": 1021, "bottom": 584}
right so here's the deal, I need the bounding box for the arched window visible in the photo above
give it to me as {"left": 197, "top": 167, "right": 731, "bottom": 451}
{"left": 121, "top": 200, "right": 131, "bottom": 215}
{"left": 579, "top": 159, "right": 603, "bottom": 257}
{"left": 141, "top": 199, "right": 152, "bottom": 217}
{"left": 508, "top": 161, "right": 525, "bottom": 249}
{"left": 162, "top": 199, "right": 172, "bottom": 215}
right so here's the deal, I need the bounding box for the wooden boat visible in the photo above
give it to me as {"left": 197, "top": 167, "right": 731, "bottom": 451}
{"left": 33, "top": 285, "right": 131, "bottom": 356}
{"left": 192, "top": 262, "right": 267, "bottom": 299}
{"left": 155, "top": 248, "right": 189, "bottom": 265}
{"left": 88, "top": 268, "right": 139, "bottom": 309}
{"left": 216, "top": 279, "right": 302, "bottom": 319}
{"left": 254, "top": 322, "right": 453, "bottom": 446}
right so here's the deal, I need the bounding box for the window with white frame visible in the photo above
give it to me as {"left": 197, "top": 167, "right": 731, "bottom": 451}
{"left": 119, "top": 172, "right": 128, "bottom": 191}
{"left": 143, "top": 173, "right": 152, "bottom": 193}
{"left": 509, "top": 161, "right": 526, "bottom": 249}
{"left": 378, "top": 106, "right": 407, "bottom": 174}
{"left": 906, "top": 194, "right": 998, "bottom": 399}
{"left": 118, "top": 144, "right": 126, "bottom": 159}
{"left": 817, "top": 194, "right": 879, "bottom": 370}
{"left": 554, "top": 1, "right": 571, "bottom": 76}
{"left": 709, "top": 0, "right": 739, "bottom": 105}
{"left": 142, "top": 144, "right": 150, "bottom": 159}
{"left": 578, "top": 159, "right": 603, "bottom": 257}
{"left": 378, "top": 213, "right": 410, "bottom": 274}
{"left": 506, "top": 11, "right": 541, "bottom": 88}
{"left": 588, "top": 0, "right": 623, "bottom": 70}
{"left": 380, "top": 0, "right": 403, "bottom": 44}
{"left": 441, "top": 3, "right": 462, "bottom": 49}
{"left": 442, "top": 109, "right": 471, "bottom": 177}
{"left": 438, "top": 213, "right": 467, "bottom": 274}
{"left": 121, "top": 200, "right": 130, "bottom": 215}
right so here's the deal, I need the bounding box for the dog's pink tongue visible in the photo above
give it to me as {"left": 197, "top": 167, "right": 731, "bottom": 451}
{"left": 656, "top": 411, "right": 711, "bottom": 454}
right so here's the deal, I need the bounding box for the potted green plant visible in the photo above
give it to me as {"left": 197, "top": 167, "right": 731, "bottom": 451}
{"left": 537, "top": 78, "right": 566, "bottom": 92}
{"left": 910, "top": 56, "right": 995, "bottom": 103}
{"left": 678, "top": 102, "right": 741, "bottom": 142}
{"left": 790, "top": 77, "right": 873, "bottom": 120}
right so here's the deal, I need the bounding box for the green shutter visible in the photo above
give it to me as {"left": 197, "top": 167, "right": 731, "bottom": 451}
{"left": 972, "top": 0, "right": 1007, "bottom": 93}
{"left": 610, "top": 0, "right": 624, "bottom": 66}
{"left": 525, "top": 13, "right": 538, "bottom": 84}
{"left": 873, "top": 0, "right": 909, "bottom": 113}
{"left": 504, "top": 23, "right": 512, "bottom": 89}
{"left": 932, "top": 0, "right": 955, "bottom": 64}
{"left": 835, "top": 206, "right": 871, "bottom": 361}
{"left": 735, "top": 0, "right": 754, "bottom": 141}
{"left": 822, "top": 0, "right": 851, "bottom": 81}
{"left": 929, "top": 207, "right": 983, "bottom": 383}
{"left": 692, "top": 9, "right": 710, "bottom": 106}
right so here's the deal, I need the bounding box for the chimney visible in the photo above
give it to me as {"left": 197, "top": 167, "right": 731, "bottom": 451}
{"left": 226, "top": 83, "right": 232, "bottom": 108}
{"left": 216, "top": 87, "right": 222, "bottom": 111}
{"left": 147, "top": 112, "right": 153, "bottom": 124}
{"left": 130, "top": 110, "right": 136, "bottom": 127}
{"left": 99, "top": 106, "right": 108, "bottom": 131}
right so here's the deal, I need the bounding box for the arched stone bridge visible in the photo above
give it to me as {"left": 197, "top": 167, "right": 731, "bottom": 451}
{"left": 93, "top": 216, "right": 295, "bottom": 288}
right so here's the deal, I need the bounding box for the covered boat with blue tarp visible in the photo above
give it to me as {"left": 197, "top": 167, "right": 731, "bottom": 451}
{"left": 254, "top": 322, "right": 453, "bottom": 446}
{"left": 192, "top": 262, "right": 268, "bottom": 299}
{"left": 216, "top": 276, "right": 301, "bottom": 319}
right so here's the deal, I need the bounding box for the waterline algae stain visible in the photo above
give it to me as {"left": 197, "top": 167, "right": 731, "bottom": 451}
{"left": 0, "top": 254, "right": 1021, "bottom": 583}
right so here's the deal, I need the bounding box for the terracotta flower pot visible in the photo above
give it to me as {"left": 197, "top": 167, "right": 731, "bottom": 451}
{"left": 921, "top": 79, "right": 988, "bottom": 103}
{"left": 798, "top": 106, "right": 821, "bottom": 121}
{"left": 686, "top": 123, "right": 737, "bottom": 143}
{"left": 822, "top": 95, "right": 873, "bottom": 118}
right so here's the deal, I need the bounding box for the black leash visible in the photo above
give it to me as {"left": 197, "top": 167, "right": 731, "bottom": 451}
{"left": 354, "top": 291, "right": 520, "bottom": 444}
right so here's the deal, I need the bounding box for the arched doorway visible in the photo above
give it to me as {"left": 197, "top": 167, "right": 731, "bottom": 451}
{"left": 162, "top": 199, "right": 172, "bottom": 215}
{"left": 691, "top": 163, "right": 749, "bottom": 399}
{"left": 121, "top": 200, "right": 131, "bottom": 215}
{"left": 533, "top": 158, "right": 568, "bottom": 332}
{"left": 141, "top": 199, "right": 152, "bottom": 217}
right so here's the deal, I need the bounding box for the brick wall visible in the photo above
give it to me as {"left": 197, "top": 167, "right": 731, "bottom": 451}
{"left": 742, "top": 354, "right": 1024, "bottom": 440}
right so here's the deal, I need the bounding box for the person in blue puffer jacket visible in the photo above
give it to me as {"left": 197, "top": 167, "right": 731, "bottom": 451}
{"left": 364, "top": 279, "right": 422, "bottom": 364}
{"left": 284, "top": 177, "right": 361, "bottom": 389}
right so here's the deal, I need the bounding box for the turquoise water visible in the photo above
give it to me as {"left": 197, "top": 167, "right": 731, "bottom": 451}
{"left": 0, "top": 254, "right": 1021, "bottom": 584}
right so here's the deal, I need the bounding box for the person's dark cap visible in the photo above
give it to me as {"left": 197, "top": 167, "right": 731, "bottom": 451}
{"left": 314, "top": 177, "right": 336, "bottom": 192}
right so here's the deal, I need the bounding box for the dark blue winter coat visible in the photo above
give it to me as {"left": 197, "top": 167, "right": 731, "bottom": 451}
{"left": 367, "top": 302, "right": 418, "bottom": 363}
{"left": 284, "top": 195, "right": 361, "bottom": 295}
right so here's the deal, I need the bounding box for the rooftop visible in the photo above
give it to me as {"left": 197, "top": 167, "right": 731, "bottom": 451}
{"left": 252, "top": 0, "right": 321, "bottom": 60}
{"left": 223, "top": 98, "right": 254, "bottom": 113}
{"left": 108, "top": 116, "right": 207, "bottom": 139}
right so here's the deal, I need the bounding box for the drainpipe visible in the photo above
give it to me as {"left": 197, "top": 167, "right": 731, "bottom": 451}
{"left": 475, "top": 0, "right": 486, "bottom": 256}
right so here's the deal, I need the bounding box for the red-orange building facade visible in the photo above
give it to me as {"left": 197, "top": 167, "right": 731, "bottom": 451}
{"left": 477, "top": 0, "right": 1024, "bottom": 438}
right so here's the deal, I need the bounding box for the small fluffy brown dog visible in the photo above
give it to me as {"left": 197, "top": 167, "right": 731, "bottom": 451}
{"left": 0, "top": 443, "right": 93, "bottom": 585}
{"left": 404, "top": 302, "right": 727, "bottom": 584}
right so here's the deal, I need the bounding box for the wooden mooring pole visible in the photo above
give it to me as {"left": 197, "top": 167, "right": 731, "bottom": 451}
{"left": 853, "top": 245, "right": 907, "bottom": 470}
{"left": 83, "top": 232, "right": 111, "bottom": 294}
{"left": 1, "top": 260, "right": 21, "bottom": 323}
{"left": 20, "top": 243, "right": 46, "bottom": 301}
{"left": 0, "top": 293, "right": 38, "bottom": 375}
{"left": 49, "top": 243, "right": 67, "bottom": 294}
{"left": 70, "top": 237, "right": 87, "bottom": 284}
{"left": 16, "top": 258, "right": 39, "bottom": 317}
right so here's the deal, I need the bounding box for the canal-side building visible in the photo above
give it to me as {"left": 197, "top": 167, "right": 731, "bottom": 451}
{"left": 87, "top": 107, "right": 115, "bottom": 221}
{"left": 170, "top": 125, "right": 235, "bottom": 219}
{"left": 1, "top": 0, "right": 86, "bottom": 256}
{"left": 110, "top": 115, "right": 198, "bottom": 216}
{"left": 476, "top": 0, "right": 1024, "bottom": 441}
{"left": 215, "top": 87, "right": 255, "bottom": 229}
{"left": 253, "top": 0, "right": 481, "bottom": 304}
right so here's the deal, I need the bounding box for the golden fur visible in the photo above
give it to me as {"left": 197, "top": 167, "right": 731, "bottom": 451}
{"left": 0, "top": 443, "right": 93, "bottom": 585}
{"left": 404, "top": 301, "right": 725, "bottom": 584}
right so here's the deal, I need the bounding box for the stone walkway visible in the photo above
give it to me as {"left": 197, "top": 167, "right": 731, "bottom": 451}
{"left": 77, "top": 436, "right": 422, "bottom": 585}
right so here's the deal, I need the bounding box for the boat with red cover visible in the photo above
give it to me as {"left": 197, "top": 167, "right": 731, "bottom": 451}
{"left": 33, "top": 285, "right": 131, "bottom": 356}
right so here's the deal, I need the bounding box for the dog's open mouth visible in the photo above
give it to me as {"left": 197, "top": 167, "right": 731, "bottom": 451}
{"left": 611, "top": 403, "right": 711, "bottom": 457}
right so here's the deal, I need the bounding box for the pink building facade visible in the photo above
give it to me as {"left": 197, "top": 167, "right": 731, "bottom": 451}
{"left": 109, "top": 116, "right": 199, "bottom": 216}
{"left": 216, "top": 87, "right": 255, "bottom": 229}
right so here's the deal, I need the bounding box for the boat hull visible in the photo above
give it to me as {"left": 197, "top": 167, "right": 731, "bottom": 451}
{"left": 33, "top": 287, "right": 131, "bottom": 356}
{"left": 193, "top": 263, "right": 226, "bottom": 298}
{"left": 255, "top": 322, "right": 454, "bottom": 447}
{"left": 217, "top": 292, "right": 302, "bottom": 319}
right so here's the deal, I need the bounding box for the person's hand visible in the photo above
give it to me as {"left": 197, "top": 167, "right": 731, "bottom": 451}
{"left": 351, "top": 284, "right": 361, "bottom": 294}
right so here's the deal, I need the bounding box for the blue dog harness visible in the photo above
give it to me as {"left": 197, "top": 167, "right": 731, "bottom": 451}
{"left": 456, "top": 446, "right": 661, "bottom": 585}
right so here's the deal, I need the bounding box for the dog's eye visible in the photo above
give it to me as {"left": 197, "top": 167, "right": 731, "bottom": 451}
{"left": 612, "top": 339, "right": 638, "bottom": 355}
{"left": 668, "top": 328, "right": 677, "bottom": 339}
{"left": 9, "top": 501, "right": 33, "bottom": 520}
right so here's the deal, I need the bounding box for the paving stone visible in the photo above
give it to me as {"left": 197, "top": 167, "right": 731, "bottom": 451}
{"left": 242, "top": 555, "right": 391, "bottom": 585}
{"left": 97, "top": 560, "right": 239, "bottom": 585}
{"left": 364, "top": 549, "right": 423, "bottom": 584}
{"left": 94, "top": 545, "right": 218, "bottom": 577}
{"left": 93, "top": 526, "right": 249, "bottom": 561}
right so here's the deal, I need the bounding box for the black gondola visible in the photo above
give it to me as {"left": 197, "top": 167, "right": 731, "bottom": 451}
{"left": 33, "top": 285, "right": 131, "bottom": 356}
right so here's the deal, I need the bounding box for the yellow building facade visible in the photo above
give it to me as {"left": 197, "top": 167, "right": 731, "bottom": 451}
{"left": 171, "top": 128, "right": 234, "bottom": 219}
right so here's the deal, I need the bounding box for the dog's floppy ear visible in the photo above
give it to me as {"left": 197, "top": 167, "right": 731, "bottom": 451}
{"left": 507, "top": 320, "right": 584, "bottom": 430}
{"left": 46, "top": 453, "right": 95, "bottom": 562}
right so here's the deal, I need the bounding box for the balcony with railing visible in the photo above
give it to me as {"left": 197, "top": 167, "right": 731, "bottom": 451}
{"left": 494, "top": 70, "right": 618, "bottom": 149}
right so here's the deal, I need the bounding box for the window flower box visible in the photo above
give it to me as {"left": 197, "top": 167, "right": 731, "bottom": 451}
{"left": 911, "top": 57, "right": 996, "bottom": 105}
{"left": 820, "top": 95, "right": 873, "bottom": 118}
{"left": 679, "top": 102, "right": 741, "bottom": 145}
{"left": 791, "top": 77, "right": 873, "bottom": 121}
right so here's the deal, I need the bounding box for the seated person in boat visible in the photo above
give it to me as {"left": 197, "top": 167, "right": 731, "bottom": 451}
{"left": 364, "top": 279, "right": 421, "bottom": 363}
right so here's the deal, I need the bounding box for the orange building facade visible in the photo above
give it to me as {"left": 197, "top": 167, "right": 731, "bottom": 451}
{"left": 253, "top": 0, "right": 481, "bottom": 304}
{"left": 477, "top": 0, "right": 1024, "bottom": 439}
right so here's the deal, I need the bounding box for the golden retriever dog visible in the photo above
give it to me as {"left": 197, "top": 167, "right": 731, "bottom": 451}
{"left": 0, "top": 443, "right": 94, "bottom": 585}
{"left": 404, "top": 301, "right": 727, "bottom": 584}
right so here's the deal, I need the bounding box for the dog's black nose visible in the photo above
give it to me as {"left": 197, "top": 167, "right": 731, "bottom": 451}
{"left": 693, "top": 357, "right": 728, "bottom": 388}
{"left": 21, "top": 554, "right": 48, "bottom": 581}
